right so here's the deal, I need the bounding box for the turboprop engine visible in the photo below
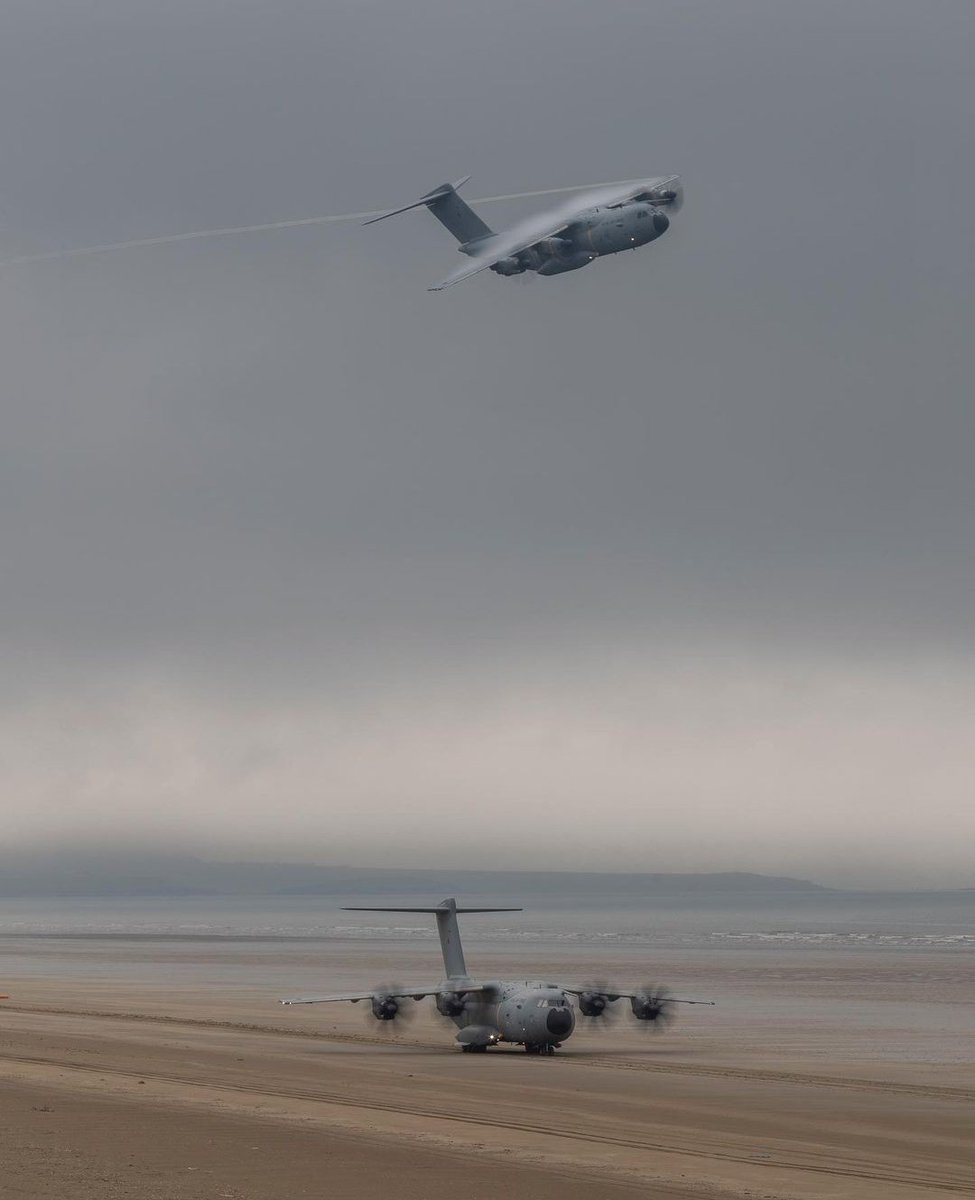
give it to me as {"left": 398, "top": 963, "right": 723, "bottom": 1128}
{"left": 490, "top": 256, "right": 527, "bottom": 276}
{"left": 436, "top": 990, "right": 468, "bottom": 1018}
{"left": 629, "top": 985, "right": 676, "bottom": 1028}
{"left": 371, "top": 993, "right": 402, "bottom": 1020}
{"left": 536, "top": 251, "right": 594, "bottom": 276}
{"left": 368, "top": 984, "right": 417, "bottom": 1024}
{"left": 578, "top": 987, "right": 620, "bottom": 1017}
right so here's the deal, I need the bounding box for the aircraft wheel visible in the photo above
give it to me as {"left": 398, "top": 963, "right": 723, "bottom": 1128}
{"left": 524, "top": 1043, "right": 541, "bottom": 1054}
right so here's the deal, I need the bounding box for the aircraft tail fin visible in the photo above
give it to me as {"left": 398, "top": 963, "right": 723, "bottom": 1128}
{"left": 342, "top": 898, "right": 521, "bottom": 979}
{"left": 363, "top": 177, "right": 494, "bottom": 247}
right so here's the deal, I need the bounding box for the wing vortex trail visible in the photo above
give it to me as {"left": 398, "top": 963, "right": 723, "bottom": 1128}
{"left": 0, "top": 180, "right": 645, "bottom": 267}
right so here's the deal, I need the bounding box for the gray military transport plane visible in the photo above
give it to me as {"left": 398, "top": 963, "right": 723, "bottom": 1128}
{"left": 365, "top": 175, "right": 683, "bottom": 291}
{"left": 281, "top": 898, "right": 712, "bottom": 1054}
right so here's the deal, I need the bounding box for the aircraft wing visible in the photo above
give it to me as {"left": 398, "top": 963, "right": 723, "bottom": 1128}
{"left": 429, "top": 175, "right": 680, "bottom": 291}
{"left": 429, "top": 216, "right": 573, "bottom": 292}
{"left": 560, "top": 985, "right": 714, "bottom": 1006}
{"left": 281, "top": 983, "right": 489, "bottom": 1006}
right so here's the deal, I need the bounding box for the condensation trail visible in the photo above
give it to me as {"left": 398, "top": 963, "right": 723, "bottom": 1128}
{"left": 0, "top": 210, "right": 388, "bottom": 266}
{"left": 0, "top": 180, "right": 644, "bottom": 267}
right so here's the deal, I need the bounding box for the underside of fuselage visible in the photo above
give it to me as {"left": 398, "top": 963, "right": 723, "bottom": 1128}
{"left": 485, "top": 202, "right": 670, "bottom": 279}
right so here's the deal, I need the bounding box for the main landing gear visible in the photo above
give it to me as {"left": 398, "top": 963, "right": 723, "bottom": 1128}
{"left": 524, "top": 1042, "right": 559, "bottom": 1055}
{"left": 460, "top": 1043, "right": 488, "bottom": 1053}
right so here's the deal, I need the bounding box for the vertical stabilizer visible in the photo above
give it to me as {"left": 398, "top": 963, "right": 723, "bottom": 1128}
{"left": 422, "top": 185, "right": 493, "bottom": 245}
{"left": 362, "top": 177, "right": 493, "bottom": 247}
{"left": 434, "top": 898, "right": 467, "bottom": 977}
{"left": 341, "top": 899, "right": 523, "bottom": 981}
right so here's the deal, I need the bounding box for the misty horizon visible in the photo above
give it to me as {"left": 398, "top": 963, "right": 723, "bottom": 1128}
{"left": 1, "top": 841, "right": 971, "bottom": 894}
{"left": 2, "top": 844, "right": 973, "bottom": 898}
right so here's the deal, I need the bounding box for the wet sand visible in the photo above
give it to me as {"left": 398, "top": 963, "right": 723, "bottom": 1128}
{"left": 1, "top": 938, "right": 973, "bottom": 1199}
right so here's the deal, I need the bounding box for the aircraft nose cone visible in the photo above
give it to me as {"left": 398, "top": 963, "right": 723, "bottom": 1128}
{"left": 653, "top": 211, "right": 670, "bottom": 235}
{"left": 546, "top": 1007, "right": 574, "bottom": 1037}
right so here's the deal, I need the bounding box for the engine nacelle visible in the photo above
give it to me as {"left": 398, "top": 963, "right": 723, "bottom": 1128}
{"left": 534, "top": 236, "right": 571, "bottom": 257}
{"left": 633, "top": 179, "right": 684, "bottom": 213}
{"left": 490, "top": 256, "right": 526, "bottom": 276}
{"left": 578, "top": 990, "right": 612, "bottom": 1017}
{"left": 630, "top": 992, "right": 665, "bottom": 1022}
{"left": 536, "top": 252, "right": 594, "bottom": 276}
{"left": 436, "top": 990, "right": 467, "bottom": 1018}
{"left": 371, "top": 993, "right": 401, "bottom": 1021}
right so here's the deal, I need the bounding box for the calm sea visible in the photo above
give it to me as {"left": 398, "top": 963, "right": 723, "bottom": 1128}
{"left": 0, "top": 891, "right": 971, "bottom": 951}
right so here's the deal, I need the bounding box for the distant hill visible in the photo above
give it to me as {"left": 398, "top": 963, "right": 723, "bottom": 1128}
{"left": 0, "top": 849, "right": 835, "bottom": 898}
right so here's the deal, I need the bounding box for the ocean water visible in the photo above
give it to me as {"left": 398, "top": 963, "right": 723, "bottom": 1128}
{"left": 2, "top": 892, "right": 972, "bottom": 1074}
{"left": 0, "top": 891, "right": 971, "bottom": 951}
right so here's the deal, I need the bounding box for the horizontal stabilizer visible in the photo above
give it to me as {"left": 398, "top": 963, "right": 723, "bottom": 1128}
{"left": 342, "top": 897, "right": 518, "bottom": 977}
{"left": 343, "top": 906, "right": 522, "bottom": 914}
{"left": 362, "top": 176, "right": 472, "bottom": 226}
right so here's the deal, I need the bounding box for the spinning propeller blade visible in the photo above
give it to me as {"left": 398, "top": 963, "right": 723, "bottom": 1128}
{"left": 576, "top": 980, "right": 624, "bottom": 1028}
{"left": 368, "top": 982, "right": 417, "bottom": 1033}
{"left": 630, "top": 984, "right": 678, "bottom": 1031}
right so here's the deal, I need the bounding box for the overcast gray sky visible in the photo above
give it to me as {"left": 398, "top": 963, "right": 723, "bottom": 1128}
{"left": 1, "top": 0, "right": 972, "bottom": 887}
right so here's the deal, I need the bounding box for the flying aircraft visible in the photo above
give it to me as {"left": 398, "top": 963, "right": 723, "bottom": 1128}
{"left": 2, "top": 173, "right": 682, "bottom": 292}
{"left": 365, "top": 175, "right": 683, "bottom": 291}
{"left": 281, "top": 898, "right": 712, "bottom": 1054}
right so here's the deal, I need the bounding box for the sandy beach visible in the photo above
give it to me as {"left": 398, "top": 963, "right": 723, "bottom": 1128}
{"left": 2, "top": 931, "right": 973, "bottom": 1199}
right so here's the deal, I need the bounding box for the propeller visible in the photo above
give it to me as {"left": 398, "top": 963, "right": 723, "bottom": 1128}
{"left": 368, "top": 982, "right": 416, "bottom": 1032}
{"left": 435, "top": 989, "right": 470, "bottom": 1019}
{"left": 576, "top": 981, "right": 623, "bottom": 1028}
{"left": 636, "top": 180, "right": 684, "bottom": 213}
{"left": 630, "top": 984, "right": 677, "bottom": 1031}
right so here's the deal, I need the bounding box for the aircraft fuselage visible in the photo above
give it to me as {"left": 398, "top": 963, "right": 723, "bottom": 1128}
{"left": 490, "top": 201, "right": 670, "bottom": 278}
{"left": 441, "top": 980, "right": 576, "bottom": 1053}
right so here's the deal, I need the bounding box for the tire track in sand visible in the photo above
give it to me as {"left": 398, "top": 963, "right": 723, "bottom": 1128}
{"left": 5, "top": 1002, "right": 975, "bottom": 1105}
{"left": 1, "top": 1047, "right": 973, "bottom": 1196}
